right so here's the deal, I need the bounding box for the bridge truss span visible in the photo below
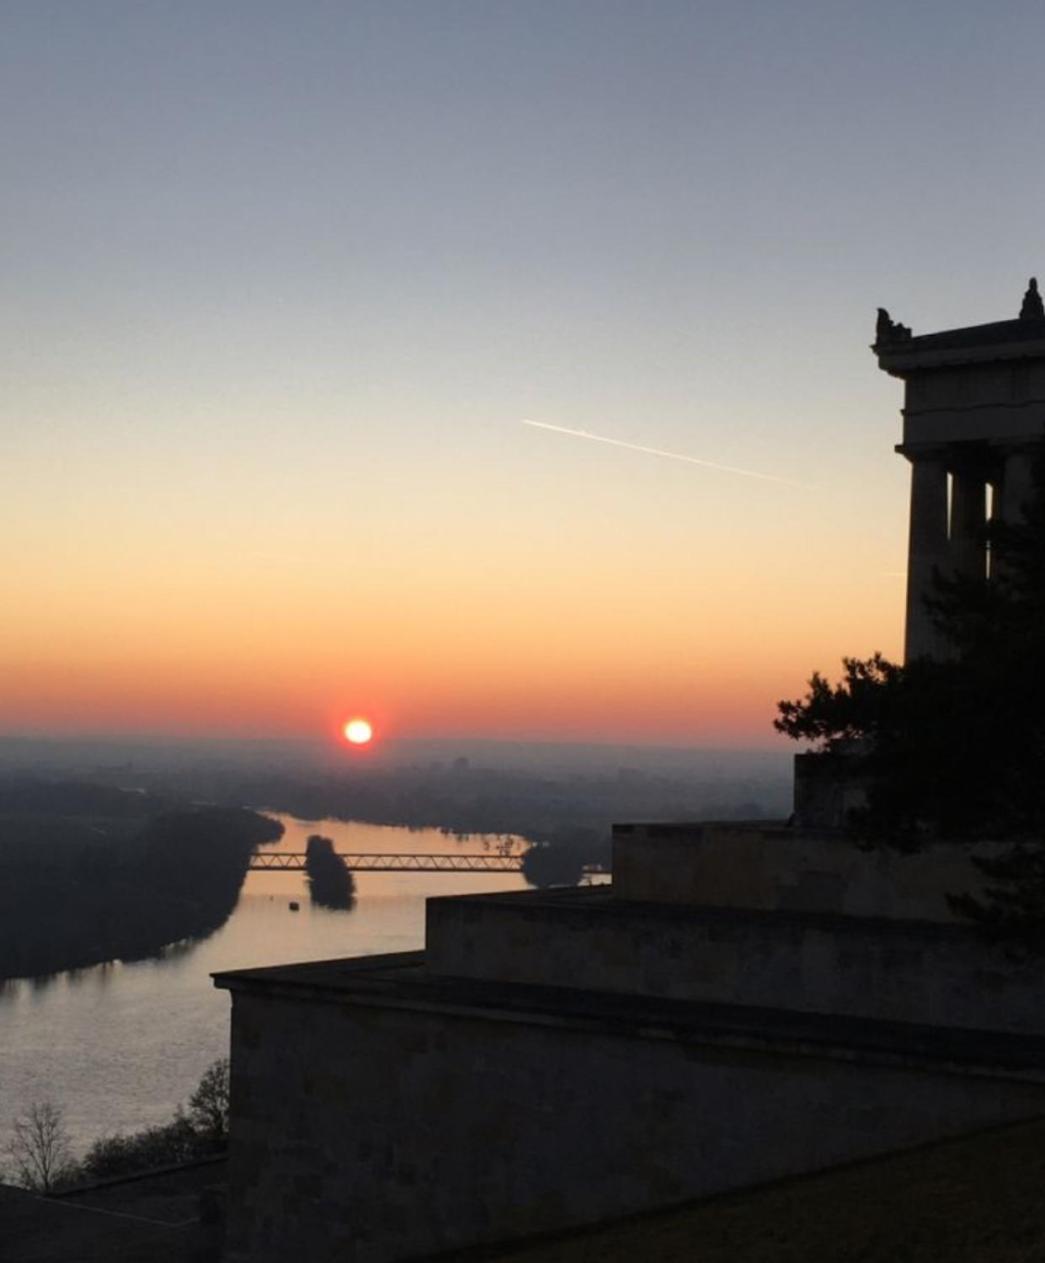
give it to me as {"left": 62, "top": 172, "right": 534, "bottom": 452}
{"left": 249, "top": 851, "right": 526, "bottom": 874}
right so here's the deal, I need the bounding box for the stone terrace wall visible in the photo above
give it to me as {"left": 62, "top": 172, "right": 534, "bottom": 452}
{"left": 612, "top": 824, "right": 997, "bottom": 922}
{"left": 224, "top": 985, "right": 1045, "bottom": 1263}
{"left": 426, "top": 891, "right": 1045, "bottom": 1036}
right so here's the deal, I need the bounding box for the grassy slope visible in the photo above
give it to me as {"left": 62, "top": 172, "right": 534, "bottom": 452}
{"left": 484, "top": 1118, "right": 1045, "bottom": 1263}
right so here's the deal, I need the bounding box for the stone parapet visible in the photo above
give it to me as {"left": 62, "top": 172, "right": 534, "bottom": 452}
{"left": 426, "top": 889, "right": 1045, "bottom": 1036}
{"left": 611, "top": 822, "right": 995, "bottom": 922}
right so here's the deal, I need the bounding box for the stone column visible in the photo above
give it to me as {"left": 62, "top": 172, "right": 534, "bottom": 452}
{"left": 991, "top": 448, "right": 1036, "bottom": 584}
{"left": 949, "top": 470, "right": 987, "bottom": 582}
{"left": 998, "top": 448, "right": 1034, "bottom": 527}
{"left": 905, "top": 456, "right": 949, "bottom": 661}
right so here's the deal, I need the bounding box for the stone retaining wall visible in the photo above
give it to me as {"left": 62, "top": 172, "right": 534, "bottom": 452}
{"left": 221, "top": 969, "right": 1045, "bottom": 1263}
{"left": 427, "top": 891, "right": 1045, "bottom": 1036}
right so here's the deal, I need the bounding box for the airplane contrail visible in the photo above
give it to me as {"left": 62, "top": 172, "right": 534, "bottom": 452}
{"left": 521, "top": 419, "right": 804, "bottom": 487}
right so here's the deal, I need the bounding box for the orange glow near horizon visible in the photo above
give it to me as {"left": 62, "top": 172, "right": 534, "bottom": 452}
{"left": 0, "top": 546, "right": 905, "bottom": 747}
{"left": 0, "top": 422, "right": 908, "bottom": 748}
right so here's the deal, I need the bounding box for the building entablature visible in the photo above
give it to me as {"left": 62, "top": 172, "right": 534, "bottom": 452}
{"left": 893, "top": 439, "right": 1025, "bottom": 478}
{"left": 874, "top": 279, "right": 1045, "bottom": 379}
{"left": 875, "top": 317, "right": 1045, "bottom": 378}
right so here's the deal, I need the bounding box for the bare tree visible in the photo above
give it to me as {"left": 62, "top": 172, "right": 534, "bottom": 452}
{"left": 7, "top": 1101, "right": 74, "bottom": 1193}
{"left": 186, "top": 1058, "right": 230, "bottom": 1146}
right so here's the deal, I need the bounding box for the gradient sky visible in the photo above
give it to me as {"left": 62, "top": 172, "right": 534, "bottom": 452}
{"left": 3, "top": 0, "right": 1043, "bottom": 747}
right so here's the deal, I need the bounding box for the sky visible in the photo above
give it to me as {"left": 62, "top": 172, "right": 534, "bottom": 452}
{"left": 3, "top": 0, "right": 1044, "bottom": 748}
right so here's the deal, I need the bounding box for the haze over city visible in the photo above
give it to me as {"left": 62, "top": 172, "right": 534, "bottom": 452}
{"left": 5, "top": 0, "right": 1043, "bottom": 747}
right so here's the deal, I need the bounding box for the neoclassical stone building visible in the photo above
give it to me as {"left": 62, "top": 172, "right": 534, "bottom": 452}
{"left": 876, "top": 279, "right": 1045, "bottom": 659}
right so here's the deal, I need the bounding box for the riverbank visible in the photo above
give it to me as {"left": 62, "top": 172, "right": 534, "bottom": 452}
{"left": 2, "top": 814, "right": 532, "bottom": 1151}
{"left": 0, "top": 786, "right": 282, "bottom": 982}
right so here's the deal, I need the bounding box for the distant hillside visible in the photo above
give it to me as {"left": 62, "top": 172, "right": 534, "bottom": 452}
{"left": 0, "top": 780, "right": 282, "bottom": 982}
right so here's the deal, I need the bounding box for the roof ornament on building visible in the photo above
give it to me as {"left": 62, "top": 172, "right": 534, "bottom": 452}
{"left": 875, "top": 307, "right": 912, "bottom": 346}
{"left": 1019, "top": 277, "right": 1044, "bottom": 320}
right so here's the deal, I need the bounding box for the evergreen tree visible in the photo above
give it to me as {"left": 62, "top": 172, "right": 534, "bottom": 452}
{"left": 776, "top": 445, "right": 1045, "bottom": 850}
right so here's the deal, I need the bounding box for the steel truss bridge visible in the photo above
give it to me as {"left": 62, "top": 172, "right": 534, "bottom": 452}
{"left": 251, "top": 851, "right": 523, "bottom": 873}
{"left": 249, "top": 852, "right": 608, "bottom": 875}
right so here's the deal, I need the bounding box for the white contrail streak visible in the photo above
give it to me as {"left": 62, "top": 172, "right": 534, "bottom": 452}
{"left": 521, "top": 419, "right": 804, "bottom": 487}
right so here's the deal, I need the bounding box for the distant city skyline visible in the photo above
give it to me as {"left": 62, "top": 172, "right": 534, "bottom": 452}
{"left": 3, "top": 1, "right": 1042, "bottom": 745}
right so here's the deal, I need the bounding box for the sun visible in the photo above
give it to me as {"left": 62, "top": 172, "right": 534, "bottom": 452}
{"left": 343, "top": 718, "right": 374, "bottom": 746}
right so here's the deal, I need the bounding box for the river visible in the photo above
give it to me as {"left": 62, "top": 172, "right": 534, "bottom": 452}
{"left": 0, "top": 815, "right": 530, "bottom": 1155}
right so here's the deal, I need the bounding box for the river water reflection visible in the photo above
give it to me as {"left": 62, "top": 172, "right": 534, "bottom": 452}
{"left": 1, "top": 816, "right": 528, "bottom": 1153}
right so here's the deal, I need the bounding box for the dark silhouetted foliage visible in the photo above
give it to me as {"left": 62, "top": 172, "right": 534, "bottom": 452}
{"left": 304, "top": 834, "right": 356, "bottom": 909}
{"left": 520, "top": 844, "right": 586, "bottom": 887}
{"left": 186, "top": 1057, "right": 230, "bottom": 1145}
{"left": 775, "top": 654, "right": 904, "bottom": 755}
{"left": 0, "top": 788, "right": 283, "bottom": 981}
{"left": 949, "top": 846, "right": 1045, "bottom": 948}
{"left": 80, "top": 1114, "right": 201, "bottom": 1181}
{"left": 520, "top": 826, "right": 600, "bottom": 887}
{"left": 777, "top": 449, "right": 1045, "bottom": 846}
{"left": 79, "top": 1058, "right": 231, "bottom": 1182}
{"left": 777, "top": 444, "right": 1045, "bottom": 935}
